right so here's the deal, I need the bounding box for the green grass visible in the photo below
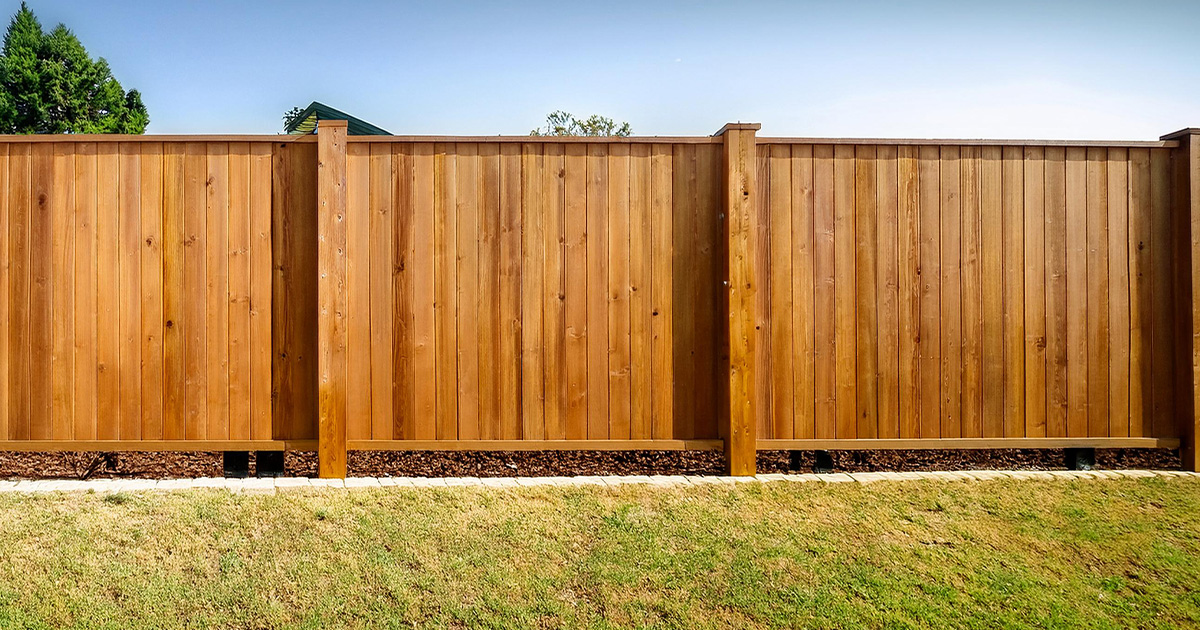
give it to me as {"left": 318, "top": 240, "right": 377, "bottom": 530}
{"left": 0, "top": 478, "right": 1198, "bottom": 629}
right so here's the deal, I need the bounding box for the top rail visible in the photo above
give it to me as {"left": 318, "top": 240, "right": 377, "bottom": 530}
{"left": 756, "top": 136, "right": 1179, "bottom": 148}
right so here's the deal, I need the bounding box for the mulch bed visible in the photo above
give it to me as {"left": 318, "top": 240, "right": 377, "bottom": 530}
{"left": 0, "top": 447, "right": 1181, "bottom": 480}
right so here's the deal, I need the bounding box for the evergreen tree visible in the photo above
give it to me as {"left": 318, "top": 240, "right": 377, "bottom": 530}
{"left": 0, "top": 3, "right": 148, "bottom": 134}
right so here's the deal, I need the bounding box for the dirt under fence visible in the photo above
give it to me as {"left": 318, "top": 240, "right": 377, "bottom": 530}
{"left": 0, "top": 448, "right": 1180, "bottom": 480}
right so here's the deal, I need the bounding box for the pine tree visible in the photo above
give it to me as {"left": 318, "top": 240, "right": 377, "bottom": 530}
{"left": 0, "top": 3, "right": 148, "bottom": 134}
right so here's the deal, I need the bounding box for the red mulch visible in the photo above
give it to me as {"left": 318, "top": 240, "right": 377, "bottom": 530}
{"left": 0, "top": 448, "right": 1181, "bottom": 480}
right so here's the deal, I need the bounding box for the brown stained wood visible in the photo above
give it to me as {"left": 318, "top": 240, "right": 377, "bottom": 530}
{"left": 1128, "top": 149, "right": 1151, "bottom": 437}
{"left": 959, "top": 146, "right": 983, "bottom": 438}
{"left": 345, "top": 143, "right": 371, "bottom": 440}
{"left": 521, "top": 143, "right": 545, "bottom": 440}
{"left": 1065, "top": 147, "right": 1088, "bottom": 437}
{"left": 227, "top": 144, "right": 252, "bottom": 441}
{"left": 833, "top": 144, "right": 857, "bottom": 439}
{"left": 0, "top": 146, "right": 8, "bottom": 439}
{"left": 564, "top": 143, "right": 588, "bottom": 439}
{"left": 72, "top": 143, "right": 97, "bottom": 440}
{"left": 476, "top": 143, "right": 500, "bottom": 439}
{"left": 248, "top": 143, "right": 272, "bottom": 440}
{"left": 855, "top": 145, "right": 879, "bottom": 439}
{"left": 939, "top": 146, "right": 961, "bottom": 439}
{"left": 50, "top": 143, "right": 74, "bottom": 440}
{"left": 433, "top": 143, "right": 458, "bottom": 440}
{"left": 1086, "top": 147, "right": 1110, "bottom": 438}
{"left": 693, "top": 145, "right": 722, "bottom": 440}
{"left": 498, "top": 143, "right": 523, "bottom": 440}
{"left": 1023, "top": 147, "right": 1047, "bottom": 438}
{"left": 8, "top": 144, "right": 30, "bottom": 440}
{"left": 587, "top": 143, "right": 610, "bottom": 438}
{"left": 916, "top": 146, "right": 940, "bottom": 439}
{"left": 752, "top": 145, "right": 771, "bottom": 440}
{"left": 316, "top": 122, "right": 348, "bottom": 478}
{"left": 628, "top": 144, "right": 652, "bottom": 439}
{"left": 768, "top": 145, "right": 793, "bottom": 439}
{"left": 1149, "top": 148, "right": 1174, "bottom": 437}
{"left": 607, "top": 143, "right": 632, "bottom": 440}
{"left": 874, "top": 145, "right": 899, "bottom": 439}
{"left": 896, "top": 146, "right": 920, "bottom": 439}
{"left": 161, "top": 144, "right": 185, "bottom": 440}
{"left": 542, "top": 144, "right": 567, "bottom": 439}
{"left": 369, "top": 143, "right": 395, "bottom": 440}
{"left": 1044, "top": 147, "right": 1068, "bottom": 437}
{"left": 792, "top": 145, "right": 817, "bottom": 440}
{"left": 393, "top": 144, "right": 416, "bottom": 440}
{"left": 183, "top": 142, "right": 208, "bottom": 440}
{"left": 118, "top": 143, "right": 142, "bottom": 440}
{"left": 29, "top": 144, "right": 52, "bottom": 439}
{"left": 812, "top": 145, "right": 835, "bottom": 439}
{"left": 1001, "top": 146, "right": 1025, "bottom": 438}
{"left": 139, "top": 144, "right": 165, "bottom": 441}
{"left": 455, "top": 144, "right": 480, "bottom": 440}
{"left": 980, "top": 146, "right": 1004, "bottom": 438}
{"left": 1107, "top": 149, "right": 1130, "bottom": 438}
{"left": 649, "top": 145, "right": 673, "bottom": 440}
{"left": 411, "top": 143, "right": 436, "bottom": 440}
{"left": 204, "top": 143, "right": 229, "bottom": 440}
{"left": 722, "top": 128, "right": 757, "bottom": 475}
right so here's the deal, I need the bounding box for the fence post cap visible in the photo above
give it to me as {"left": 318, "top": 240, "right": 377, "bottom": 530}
{"left": 714, "top": 122, "right": 761, "bottom": 136}
{"left": 318, "top": 119, "right": 350, "bottom": 129}
{"left": 1160, "top": 127, "right": 1200, "bottom": 141}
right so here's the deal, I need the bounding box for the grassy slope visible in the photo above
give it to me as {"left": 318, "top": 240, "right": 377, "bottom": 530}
{"left": 0, "top": 478, "right": 1197, "bottom": 629}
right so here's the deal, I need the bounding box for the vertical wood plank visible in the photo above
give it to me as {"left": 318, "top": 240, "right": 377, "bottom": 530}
{"left": 917, "top": 145, "right": 940, "bottom": 438}
{"left": 140, "top": 143, "right": 165, "bottom": 441}
{"left": 722, "top": 127, "right": 758, "bottom": 475}
{"left": 227, "top": 143, "right": 252, "bottom": 441}
{"left": 370, "top": 143, "right": 395, "bottom": 440}
{"left": 499, "top": 143, "right": 523, "bottom": 439}
{"left": 0, "top": 144, "right": 7, "bottom": 440}
{"left": 752, "top": 145, "right": 770, "bottom": 440}
{"left": 939, "top": 147, "right": 962, "bottom": 438}
{"left": 875, "top": 145, "right": 899, "bottom": 439}
{"left": 628, "top": 144, "right": 652, "bottom": 439}
{"left": 317, "top": 121, "right": 348, "bottom": 477}
{"left": 183, "top": 142, "right": 208, "bottom": 440}
{"left": 587, "top": 143, "right": 609, "bottom": 438}
{"left": 73, "top": 143, "right": 97, "bottom": 440}
{"left": 7, "top": 144, "right": 30, "bottom": 440}
{"left": 345, "top": 143, "right": 370, "bottom": 440}
{"left": 205, "top": 143, "right": 229, "bottom": 439}
{"left": 981, "top": 146, "right": 1004, "bottom": 438}
{"left": 792, "top": 145, "right": 817, "bottom": 439}
{"left": 1150, "top": 148, "right": 1174, "bottom": 437}
{"left": 649, "top": 145, "right": 673, "bottom": 440}
{"left": 897, "top": 146, "right": 920, "bottom": 439}
{"left": 96, "top": 144, "right": 119, "bottom": 439}
{"left": 1086, "top": 147, "right": 1110, "bottom": 438}
{"left": 29, "top": 143, "right": 51, "bottom": 439}
{"left": 477, "top": 143, "right": 500, "bottom": 439}
{"left": 1065, "top": 147, "right": 1088, "bottom": 438}
{"left": 564, "top": 143, "right": 588, "bottom": 439}
{"left": 856, "top": 145, "right": 879, "bottom": 438}
{"left": 694, "top": 145, "right": 721, "bottom": 439}
{"left": 1107, "top": 150, "right": 1131, "bottom": 438}
{"left": 119, "top": 143, "right": 142, "bottom": 440}
{"left": 960, "top": 146, "right": 984, "bottom": 438}
{"left": 456, "top": 143, "right": 480, "bottom": 440}
{"left": 814, "top": 144, "right": 836, "bottom": 439}
{"left": 1128, "top": 149, "right": 1151, "bottom": 437}
{"left": 768, "top": 145, "right": 793, "bottom": 438}
{"left": 393, "top": 143, "right": 416, "bottom": 440}
{"left": 1023, "top": 147, "right": 1047, "bottom": 438}
{"left": 51, "top": 143, "right": 75, "bottom": 440}
{"left": 1001, "top": 146, "right": 1025, "bottom": 438}
{"left": 161, "top": 143, "right": 184, "bottom": 440}
{"left": 411, "top": 143, "right": 436, "bottom": 440}
{"left": 834, "top": 144, "right": 857, "bottom": 439}
{"left": 521, "top": 143, "right": 545, "bottom": 439}
{"left": 434, "top": 142, "right": 458, "bottom": 440}
{"left": 607, "top": 143, "right": 632, "bottom": 439}
{"left": 1045, "top": 147, "right": 1069, "bottom": 437}
{"left": 248, "top": 143, "right": 272, "bottom": 440}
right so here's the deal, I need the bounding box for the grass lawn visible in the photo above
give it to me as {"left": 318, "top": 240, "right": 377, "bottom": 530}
{"left": 0, "top": 477, "right": 1197, "bottom": 629}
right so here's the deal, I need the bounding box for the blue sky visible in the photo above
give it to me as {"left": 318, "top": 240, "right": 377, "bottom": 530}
{"left": 15, "top": 0, "right": 1200, "bottom": 139}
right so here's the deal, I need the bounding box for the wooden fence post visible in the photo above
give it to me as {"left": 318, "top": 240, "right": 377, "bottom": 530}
{"left": 718, "top": 123, "right": 760, "bottom": 476}
{"left": 1164, "top": 128, "right": 1200, "bottom": 471}
{"left": 317, "top": 120, "right": 348, "bottom": 478}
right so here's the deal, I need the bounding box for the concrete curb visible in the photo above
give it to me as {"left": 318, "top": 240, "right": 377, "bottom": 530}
{"left": 0, "top": 469, "right": 1194, "bottom": 495}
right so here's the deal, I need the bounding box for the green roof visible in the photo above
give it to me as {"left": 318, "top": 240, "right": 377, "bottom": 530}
{"left": 285, "top": 101, "right": 391, "bottom": 136}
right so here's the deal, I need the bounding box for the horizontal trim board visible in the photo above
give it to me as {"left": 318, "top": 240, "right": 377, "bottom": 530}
{"left": 0, "top": 440, "right": 318, "bottom": 452}
{"left": 0, "top": 135, "right": 315, "bottom": 143}
{"left": 346, "top": 136, "right": 723, "bottom": 144}
{"left": 758, "top": 438, "right": 1181, "bottom": 451}
{"left": 347, "top": 439, "right": 726, "bottom": 451}
{"left": 757, "top": 137, "right": 1178, "bottom": 148}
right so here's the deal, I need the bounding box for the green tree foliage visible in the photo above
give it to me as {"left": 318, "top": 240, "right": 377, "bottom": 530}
{"left": 530, "top": 110, "right": 631, "bottom": 137}
{"left": 0, "top": 2, "right": 148, "bottom": 134}
{"left": 282, "top": 105, "right": 306, "bottom": 130}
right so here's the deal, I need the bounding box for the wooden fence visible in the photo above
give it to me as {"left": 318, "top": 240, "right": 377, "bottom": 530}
{"left": 0, "top": 122, "right": 1197, "bottom": 477}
